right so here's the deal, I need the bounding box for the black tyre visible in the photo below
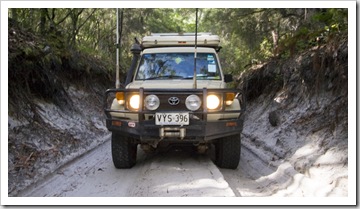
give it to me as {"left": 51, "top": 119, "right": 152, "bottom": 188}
{"left": 111, "top": 132, "right": 137, "bottom": 168}
{"left": 214, "top": 134, "right": 241, "bottom": 169}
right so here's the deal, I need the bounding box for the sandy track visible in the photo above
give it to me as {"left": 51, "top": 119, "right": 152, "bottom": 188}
{"left": 19, "top": 140, "right": 234, "bottom": 197}
{"left": 18, "top": 134, "right": 349, "bottom": 204}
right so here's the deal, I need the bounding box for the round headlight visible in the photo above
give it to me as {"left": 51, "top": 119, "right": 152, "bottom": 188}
{"left": 207, "top": 95, "right": 220, "bottom": 110}
{"left": 129, "top": 94, "right": 140, "bottom": 110}
{"left": 185, "top": 94, "right": 201, "bottom": 111}
{"left": 144, "top": 94, "right": 160, "bottom": 110}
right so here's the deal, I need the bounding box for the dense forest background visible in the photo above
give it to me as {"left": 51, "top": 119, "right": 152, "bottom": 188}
{"left": 8, "top": 8, "right": 347, "bottom": 83}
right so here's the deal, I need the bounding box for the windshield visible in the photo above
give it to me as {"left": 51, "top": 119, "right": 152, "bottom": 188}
{"left": 135, "top": 53, "right": 221, "bottom": 80}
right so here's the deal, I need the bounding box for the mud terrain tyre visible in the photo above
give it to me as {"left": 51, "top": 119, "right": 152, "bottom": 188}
{"left": 215, "top": 134, "right": 241, "bottom": 169}
{"left": 111, "top": 132, "right": 137, "bottom": 168}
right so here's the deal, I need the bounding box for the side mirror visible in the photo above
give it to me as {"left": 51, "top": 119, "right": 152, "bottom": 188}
{"left": 224, "top": 74, "right": 233, "bottom": 83}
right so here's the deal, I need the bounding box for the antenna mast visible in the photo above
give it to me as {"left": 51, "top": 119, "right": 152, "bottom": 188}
{"left": 193, "top": 8, "right": 198, "bottom": 89}
{"left": 115, "top": 8, "right": 123, "bottom": 88}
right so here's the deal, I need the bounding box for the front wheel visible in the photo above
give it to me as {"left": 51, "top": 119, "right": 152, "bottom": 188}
{"left": 111, "top": 132, "right": 137, "bottom": 168}
{"left": 214, "top": 134, "right": 241, "bottom": 169}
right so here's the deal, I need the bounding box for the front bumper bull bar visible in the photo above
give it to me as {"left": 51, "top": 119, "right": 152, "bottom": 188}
{"left": 104, "top": 88, "right": 245, "bottom": 142}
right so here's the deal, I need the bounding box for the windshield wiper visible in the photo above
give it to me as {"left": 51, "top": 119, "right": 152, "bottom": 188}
{"left": 146, "top": 75, "right": 185, "bottom": 80}
{"left": 183, "top": 74, "right": 209, "bottom": 79}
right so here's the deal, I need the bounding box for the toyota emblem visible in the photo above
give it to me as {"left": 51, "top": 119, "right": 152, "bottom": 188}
{"left": 168, "top": 97, "right": 180, "bottom": 105}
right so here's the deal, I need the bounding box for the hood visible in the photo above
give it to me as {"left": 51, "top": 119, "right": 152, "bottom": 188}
{"left": 126, "top": 80, "right": 225, "bottom": 89}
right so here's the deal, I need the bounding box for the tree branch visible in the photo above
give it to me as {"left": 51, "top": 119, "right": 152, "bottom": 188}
{"left": 77, "top": 9, "right": 97, "bottom": 32}
{"left": 55, "top": 9, "right": 74, "bottom": 26}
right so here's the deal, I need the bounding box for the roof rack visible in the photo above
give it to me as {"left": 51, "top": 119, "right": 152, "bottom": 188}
{"left": 141, "top": 32, "right": 221, "bottom": 49}
{"left": 150, "top": 32, "right": 212, "bottom": 36}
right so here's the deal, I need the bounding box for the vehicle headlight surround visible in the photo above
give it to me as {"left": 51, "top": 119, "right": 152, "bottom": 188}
{"left": 207, "top": 94, "right": 221, "bottom": 110}
{"left": 128, "top": 94, "right": 140, "bottom": 110}
{"left": 185, "top": 94, "right": 202, "bottom": 111}
{"left": 144, "top": 94, "right": 160, "bottom": 110}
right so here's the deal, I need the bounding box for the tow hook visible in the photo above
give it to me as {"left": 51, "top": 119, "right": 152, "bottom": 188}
{"left": 197, "top": 144, "right": 209, "bottom": 154}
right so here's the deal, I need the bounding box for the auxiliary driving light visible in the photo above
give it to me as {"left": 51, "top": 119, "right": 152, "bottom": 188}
{"left": 185, "top": 94, "right": 201, "bottom": 111}
{"left": 144, "top": 94, "right": 160, "bottom": 110}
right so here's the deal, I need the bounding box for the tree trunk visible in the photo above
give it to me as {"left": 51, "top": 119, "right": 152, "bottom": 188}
{"left": 10, "top": 9, "right": 17, "bottom": 21}
{"left": 271, "top": 21, "right": 280, "bottom": 57}
{"left": 40, "top": 9, "right": 47, "bottom": 35}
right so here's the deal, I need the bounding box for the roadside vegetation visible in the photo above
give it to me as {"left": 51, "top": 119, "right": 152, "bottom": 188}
{"left": 7, "top": 8, "right": 348, "bottom": 196}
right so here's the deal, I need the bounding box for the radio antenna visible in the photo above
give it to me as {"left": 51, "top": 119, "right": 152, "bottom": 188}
{"left": 115, "top": 8, "right": 123, "bottom": 88}
{"left": 193, "top": 8, "right": 198, "bottom": 89}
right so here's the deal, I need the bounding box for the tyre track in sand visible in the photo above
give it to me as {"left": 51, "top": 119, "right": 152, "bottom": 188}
{"left": 18, "top": 140, "right": 235, "bottom": 198}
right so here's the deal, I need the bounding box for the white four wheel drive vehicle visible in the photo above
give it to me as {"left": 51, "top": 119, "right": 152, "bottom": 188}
{"left": 104, "top": 33, "right": 245, "bottom": 169}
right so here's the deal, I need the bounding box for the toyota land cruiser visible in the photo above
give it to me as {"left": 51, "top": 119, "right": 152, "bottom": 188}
{"left": 104, "top": 33, "right": 245, "bottom": 169}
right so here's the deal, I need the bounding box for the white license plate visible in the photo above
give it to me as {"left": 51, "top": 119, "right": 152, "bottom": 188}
{"left": 155, "top": 112, "right": 189, "bottom": 125}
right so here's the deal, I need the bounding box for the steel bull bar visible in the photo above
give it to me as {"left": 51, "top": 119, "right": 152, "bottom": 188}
{"left": 104, "top": 88, "right": 245, "bottom": 142}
